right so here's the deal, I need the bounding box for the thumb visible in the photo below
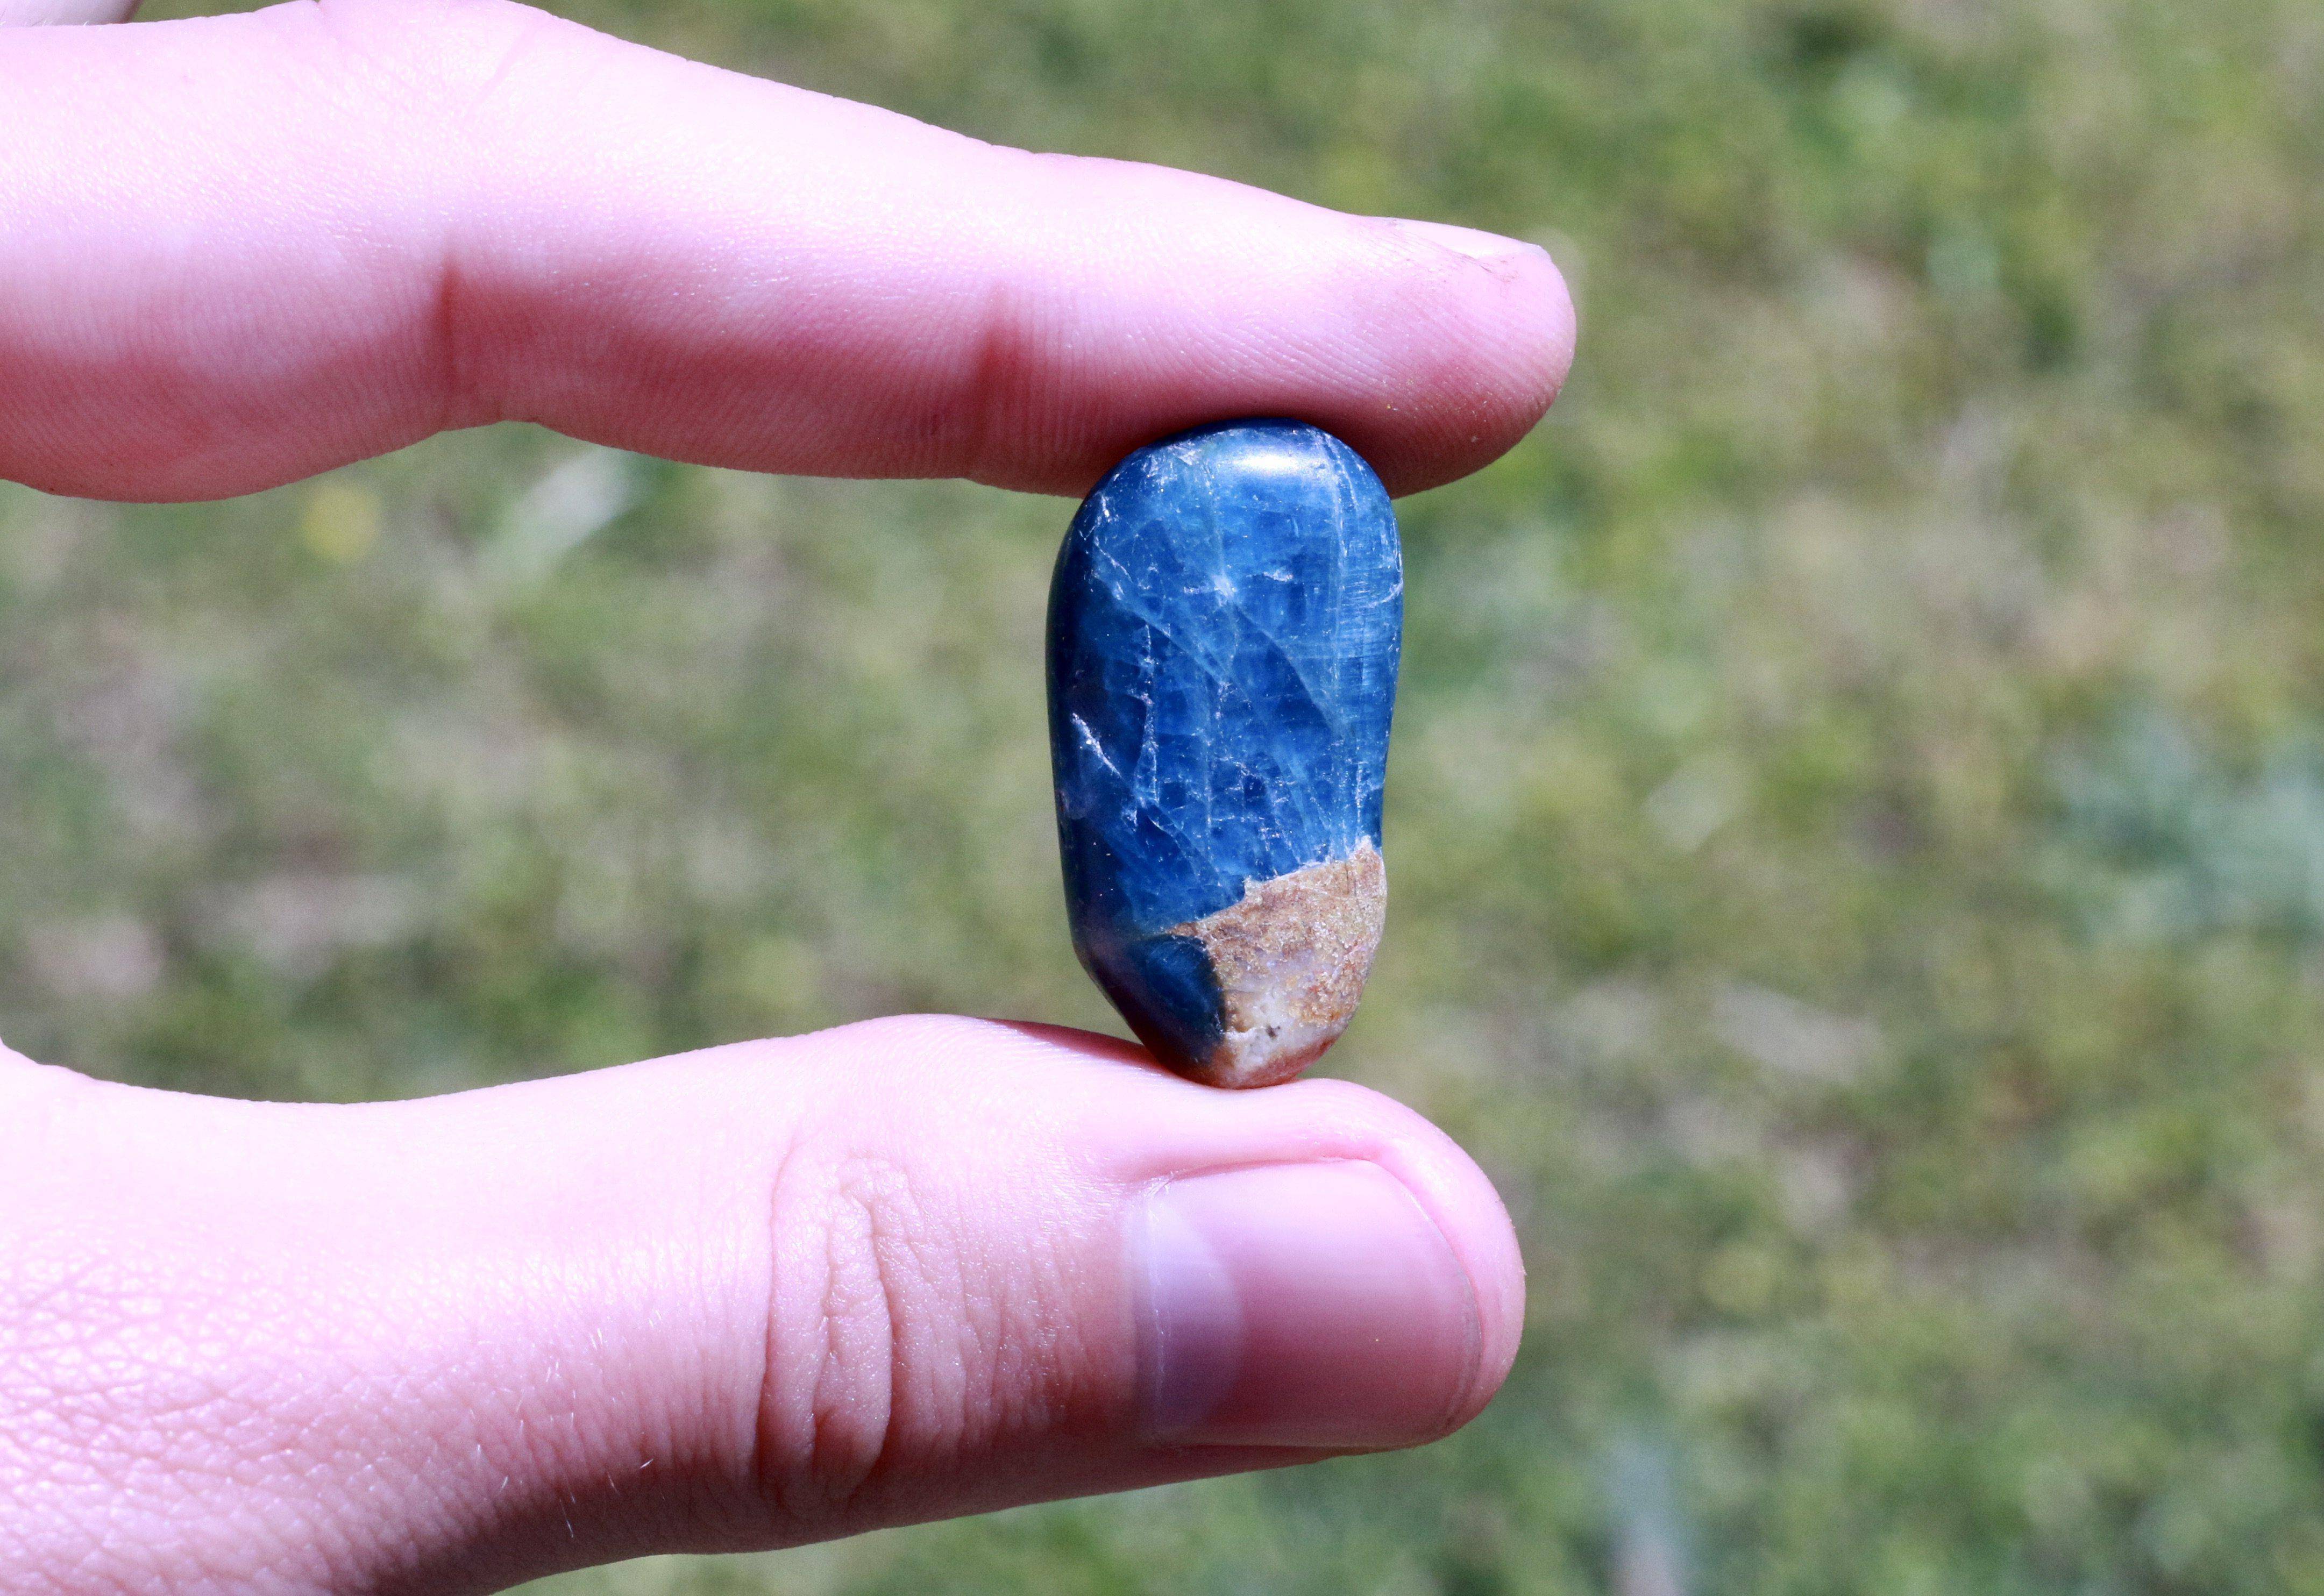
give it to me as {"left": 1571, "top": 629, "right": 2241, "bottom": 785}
{"left": 2, "top": 1017, "right": 1523, "bottom": 1594}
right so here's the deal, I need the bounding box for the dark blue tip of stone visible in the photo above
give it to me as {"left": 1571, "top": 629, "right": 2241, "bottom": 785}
{"left": 1047, "top": 419, "right": 1402, "bottom": 1087}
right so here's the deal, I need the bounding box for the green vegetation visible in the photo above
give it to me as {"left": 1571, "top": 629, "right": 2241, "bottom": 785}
{"left": 15, "top": 0, "right": 2324, "bottom": 1589}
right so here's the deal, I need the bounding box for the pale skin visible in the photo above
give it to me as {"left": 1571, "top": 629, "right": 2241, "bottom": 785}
{"left": 0, "top": 1, "right": 1577, "bottom": 1590}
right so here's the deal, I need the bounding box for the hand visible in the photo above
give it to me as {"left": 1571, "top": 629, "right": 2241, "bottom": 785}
{"left": 0, "top": 2, "right": 1574, "bottom": 1592}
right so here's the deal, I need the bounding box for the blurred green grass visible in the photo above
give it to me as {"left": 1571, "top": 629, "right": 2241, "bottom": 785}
{"left": 13, "top": 0, "right": 2324, "bottom": 1590}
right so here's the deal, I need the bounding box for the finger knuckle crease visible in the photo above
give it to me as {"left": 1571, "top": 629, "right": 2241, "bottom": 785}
{"left": 763, "top": 1150, "right": 946, "bottom": 1525}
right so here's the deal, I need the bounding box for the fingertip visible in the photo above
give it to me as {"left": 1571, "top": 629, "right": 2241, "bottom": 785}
{"left": 1137, "top": 1159, "right": 1482, "bottom": 1450}
{"left": 1419, "top": 1136, "right": 1529, "bottom": 1433}
{"left": 998, "top": 203, "right": 1579, "bottom": 501}
{"left": 1352, "top": 218, "right": 1577, "bottom": 497}
{"left": 903, "top": 1022, "right": 1529, "bottom": 1440}
{"left": 1260, "top": 1074, "right": 1529, "bottom": 1435}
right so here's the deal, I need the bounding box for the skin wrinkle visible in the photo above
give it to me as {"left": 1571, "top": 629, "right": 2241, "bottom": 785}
{"left": 762, "top": 1141, "right": 901, "bottom": 1528}
{"left": 431, "top": 253, "right": 496, "bottom": 434}
{"left": 953, "top": 264, "right": 1042, "bottom": 489}
{"left": 902, "top": 1163, "right": 998, "bottom": 1509}
{"left": 850, "top": 1175, "right": 911, "bottom": 1524}
{"left": 388, "top": 0, "right": 590, "bottom": 439}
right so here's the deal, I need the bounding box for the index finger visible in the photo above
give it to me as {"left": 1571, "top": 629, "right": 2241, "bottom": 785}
{"left": 0, "top": 0, "right": 1574, "bottom": 503}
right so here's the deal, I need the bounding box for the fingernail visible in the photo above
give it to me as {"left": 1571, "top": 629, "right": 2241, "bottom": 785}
{"left": 1136, "top": 1161, "right": 1482, "bottom": 1449}
{"left": 1387, "top": 217, "right": 1544, "bottom": 265}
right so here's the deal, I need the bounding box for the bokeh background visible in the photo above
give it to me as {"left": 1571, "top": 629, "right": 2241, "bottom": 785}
{"left": 10, "top": 0, "right": 2324, "bottom": 1590}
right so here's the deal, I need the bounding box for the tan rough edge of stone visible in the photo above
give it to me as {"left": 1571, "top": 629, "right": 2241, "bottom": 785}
{"left": 1165, "top": 841, "right": 1387, "bottom": 1089}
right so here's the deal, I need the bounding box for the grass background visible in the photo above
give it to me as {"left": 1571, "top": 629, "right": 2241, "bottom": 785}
{"left": 10, "top": 0, "right": 2324, "bottom": 1590}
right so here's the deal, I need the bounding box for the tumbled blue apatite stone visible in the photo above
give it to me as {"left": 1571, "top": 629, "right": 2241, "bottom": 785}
{"left": 1047, "top": 419, "right": 1402, "bottom": 1087}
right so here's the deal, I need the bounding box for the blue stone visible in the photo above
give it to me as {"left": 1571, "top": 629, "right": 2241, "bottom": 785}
{"left": 1047, "top": 419, "right": 1402, "bottom": 1087}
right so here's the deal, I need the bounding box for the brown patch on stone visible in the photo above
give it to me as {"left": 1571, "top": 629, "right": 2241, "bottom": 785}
{"left": 1165, "top": 842, "right": 1387, "bottom": 1088}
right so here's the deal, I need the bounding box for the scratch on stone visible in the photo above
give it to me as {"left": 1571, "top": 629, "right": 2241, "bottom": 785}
{"left": 1070, "top": 713, "right": 1125, "bottom": 781}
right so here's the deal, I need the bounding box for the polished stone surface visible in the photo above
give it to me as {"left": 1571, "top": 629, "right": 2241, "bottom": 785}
{"left": 1047, "top": 420, "right": 1402, "bottom": 1086}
